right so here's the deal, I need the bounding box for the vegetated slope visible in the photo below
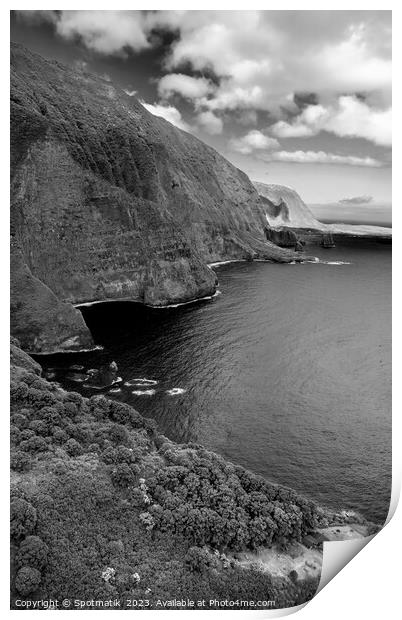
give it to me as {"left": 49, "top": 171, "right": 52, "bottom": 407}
{"left": 255, "top": 182, "right": 392, "bottom": 237}
{"left": 11, "top": 43, "right": 298, "bottom": 354}
{"left": 12, "top": 338, "right": 370, "bottom": 609}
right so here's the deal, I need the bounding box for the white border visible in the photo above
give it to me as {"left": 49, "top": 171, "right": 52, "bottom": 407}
{"left": 2, "top": 3, "right": 399, "bottom": 619}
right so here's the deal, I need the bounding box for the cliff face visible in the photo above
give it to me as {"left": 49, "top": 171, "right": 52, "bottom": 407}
{"left": 255, "top": 182, "right": 392, "bottom": 239}
{"left": 255, "top": 183, "right": 324, "bottom": 230}
{"left": 11, "top": 43, "right": 298, "bottom": 353}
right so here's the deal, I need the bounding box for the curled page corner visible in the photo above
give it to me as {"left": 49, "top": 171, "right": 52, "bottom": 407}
{"left": 317, "top": 534, "right": 375, "bottom": 593}
{"left": 317, "top": 474, "right": 400, "bottom": 597}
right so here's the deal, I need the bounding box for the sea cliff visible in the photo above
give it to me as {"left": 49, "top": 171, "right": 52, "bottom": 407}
{"left": 11, "top": 43, "right": 300, "bottom": 353}
{"left": 255, "top": 182, "right": 392, "bottom": 241}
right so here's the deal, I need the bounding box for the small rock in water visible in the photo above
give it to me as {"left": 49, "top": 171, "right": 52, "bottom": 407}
{"left": 109, "top": 361, "right": 118, "bottom": 372}
{"left": 65, "top": 372, "right": 88, "bottom": 383}
{"left": 86, "top": 368, "right": 99, "bottom": 376}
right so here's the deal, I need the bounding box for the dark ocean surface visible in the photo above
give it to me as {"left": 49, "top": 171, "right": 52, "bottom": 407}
{"left": 39, "top": 238, "right": 392, "bottom": 524}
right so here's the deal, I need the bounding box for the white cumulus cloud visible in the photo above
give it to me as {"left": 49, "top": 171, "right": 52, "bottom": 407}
{"left": 229, "top": 130, "right": 279, "bottom": 155}
{"left": 264, "top": 150, "right": 383, "bottom": 167}
{"left": 271, "top": 96, "right": 391, "bottom": 146}
{"left": 196, "top": 110, "right": 223, "bottom": 135}
{"left": 158, "top": 73, "right": 215, "bottom": 100}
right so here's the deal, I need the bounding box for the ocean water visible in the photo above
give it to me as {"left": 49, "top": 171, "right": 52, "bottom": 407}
{"left": 309, "top": 204, "right": 392, "bottom": 228}
{"left": 40, "top": 238, "right": 392, "bottom": 523}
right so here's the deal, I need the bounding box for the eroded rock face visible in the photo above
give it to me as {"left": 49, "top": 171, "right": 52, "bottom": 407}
{"left": 255, "top": 181, "right": 392, "bottom": 240}
{"left": 255, "top": 183, "right": 323, "bottom": 230}
{"left": 264, "top": 227, "right": 300, "bottom": 249}
{"left": 11, "top": 43, "right": 297, "bottom": 352}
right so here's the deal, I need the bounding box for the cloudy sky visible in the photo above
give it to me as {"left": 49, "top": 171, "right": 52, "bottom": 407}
{"left": 11, "top": 10, "right": 392, "bottom": 207}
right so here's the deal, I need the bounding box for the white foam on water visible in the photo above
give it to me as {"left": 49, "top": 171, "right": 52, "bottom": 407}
{"left": 152, "top": 290, "right": 221, "bottom": 309}
{"left": 166, "top": 387, "right": 186, "bottom": 396}
{"left": 109, "top": 388, "right": 122, "bottom": 394}
{"left": 323, "top": 261, "right": 351, "bottom": 265}
{"left": 124, "top": 378, "right": 158, "bottom": 387}
{"left": 131, "top": 389, "right": 156, "bottom": 396}
{"left": 302, "top": 258, "right": 350, "bottom": 265}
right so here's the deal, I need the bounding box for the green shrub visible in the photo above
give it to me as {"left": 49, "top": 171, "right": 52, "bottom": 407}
{"left": 116, "top": 445, "right": 136, "bottom": 464}
{"left": 10, "top": 425, "right": 22, "bottom": 445}
{"left": 63, "top": 402, "right": 79, "bottom": 419}
{"left": 16, "top": 536, "right": 49, "bottom": 570}
{"left": 11, "top": 450, "right": 32, "bottom": 472}
{"left": 52, "top": 427, "right": 69, "bottom": 443}
{"left": 102, "top": 446, "right": 117, "bottom": 464}
{"left": 19, "top": 429, "right": 35, "bottom": 441}
{"left": 15, "top": 566, "right": 41, "bottom": 596}
{"left": 139, "top": 511, "right": 155, "bottom": 531}
{"left": 20, "top": 436, "right": 49, "bottom": 454}
{"left": 64, "top": 391, "right": 83, "bottom": 407}
{"left": 185, "top": 546, "right": 219, "bottom": 573}
{"left": 26, "top": 387, "right": 58, "bottom": 408}
{"left": 89, "top": 395, "right": 110, "bottom": 417}
{"left": 111, "top": 463, "right": 135, "bottom": 488}
{"left": 30, "top": 378, "right": 51, "bottom": 392}
{"left": 108, "top": 401, "right": 132, "bottom": 424}
{"left": 289, "top": 569, "right": 298, "bottom": 583}
{"left": 10, "top": 498, "right": 37, "bottom": 540}
{"left": 10, "top": 381, "right": 29, "bottom": 402}
{"left": 110, "top": 424, "right": 129, "bottom": 445}
{"left": 65, "top": 438, "right": 83, "bottom": 457}
{"left": 28, "top": 419, "right": 48, "bottom": 436}
{"left": 37, "top": 406, "right": 62, "bottom": 427}
{"left": 11, "top": 413, "right": 28, "bottom": 429}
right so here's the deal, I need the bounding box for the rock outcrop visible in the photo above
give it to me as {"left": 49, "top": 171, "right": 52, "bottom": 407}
{"left": 11, "top": 43, "right": 299, "bottom": 353}
{"left": 264, "top": 226, "right": 301, "bottom": 249}
{"left": 255, "top": 182, "right": 392, "bottom": 239}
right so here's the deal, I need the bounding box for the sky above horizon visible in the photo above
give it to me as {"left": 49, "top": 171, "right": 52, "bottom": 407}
{"left": 10, "top": 10, "right": 392, "bottom": 209}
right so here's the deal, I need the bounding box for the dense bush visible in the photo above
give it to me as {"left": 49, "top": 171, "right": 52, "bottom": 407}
{"left": 28, "top": 419, "right": 48, "bottom": 436}
{"left": 111, "top": 463, "right": 136, "bottom": 488}
{"left": 25, "top": 386, "right": 59, "bottom": 409}
{"left": 109, "top": 424, "right": 129, "bottom": 445}
{"left": 15, "top": 566, "right": 42, "bottom": 596}
{"left": 19, "top": 435, "right": 49, "bottom": 454}
{"left": 10, "top": 381, "right": 29, "bottom": 402}
{"left": 185, "top": 546, "right": 220, "bottom": 573}
{"left": 52, "top": 427, "right": 69, "bottom": 443}
{"left": 10, "top": 424, "right": 21, "bottom": 444}
{"left": 10, "top": 498, "right": 37, "bottom": 540}
{"left": 11, "top": 413, "right": 28, "bottom": 429}
{"left": 64, "top": 438, "right": 83, "bottom": 457}
{"left": 16, "top": 536, "right": 49, "bottom": 570}
{"left": 37, "top": 406, "right": 62, "bottom": 427}
{"left": 11, "top": 450, "right": 32, "bottom": 472}
{"left": 63, "top": 402, "right": 79, "bottom": 419}
{"left": 145, "top": 444, "right": 326, "bottom": 550}
{"left": 19, "top": 429, "right": 35, "bottom": 441}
